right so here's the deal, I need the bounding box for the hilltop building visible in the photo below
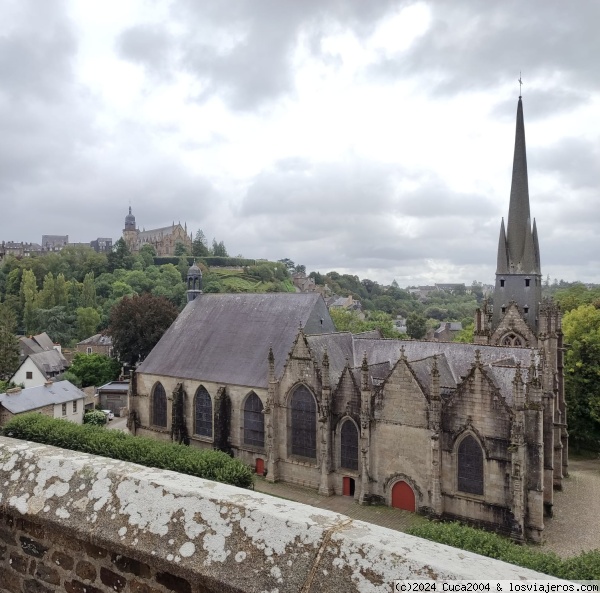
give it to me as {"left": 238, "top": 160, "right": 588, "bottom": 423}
{"left": 122, "top": 207, "right": 192, "bottom": 256}
{"left": 129, "top": 97, "right": 565, "bottom": 542}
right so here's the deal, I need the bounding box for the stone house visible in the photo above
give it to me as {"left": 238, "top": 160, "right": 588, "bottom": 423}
{"left": 0, "top": 380, "right": 85, "bottom": 427}
{"left": 129, "top": 97, "right": 565, "bottom": 542}
{"left": 434, "top": 322, "right": 463, "bottom": 341}
{"left": 76, "top": 333, "right": 113, "bottom": 357}
{"left": 97, "top": 381, "right": 130, "bottom": 416}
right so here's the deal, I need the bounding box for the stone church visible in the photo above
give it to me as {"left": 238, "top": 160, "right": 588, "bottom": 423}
{"left": 130, "top": 97, "right": 566, "bottom": 542}
{"left": 122, "top": 207, "right": 193, "bottom": 256}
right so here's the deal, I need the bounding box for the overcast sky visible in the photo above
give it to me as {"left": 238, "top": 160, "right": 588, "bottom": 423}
{"left": 1, "top": 0, "right": 598, "bottom": 286}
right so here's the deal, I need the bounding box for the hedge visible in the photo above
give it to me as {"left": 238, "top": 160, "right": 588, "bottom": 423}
{"left": 407, "top": 521, "right": 600, "bottom": 579}
{"left": 153, "top": 256, "right": 257, "bottom": 267}
{"left": 2, "top": 413, "right": 254, "bottom": 489}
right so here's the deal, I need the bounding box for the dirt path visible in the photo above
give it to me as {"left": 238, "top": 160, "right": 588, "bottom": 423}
{"left": 541, "top": 457, "right": 600, "bottom": 557}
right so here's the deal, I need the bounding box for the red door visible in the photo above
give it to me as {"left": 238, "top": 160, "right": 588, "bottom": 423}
{"left": 255, "top": 458, "right": 264, "bottom": 475}
{"left": 391, "top": 481, "right": 415, "bottom": 511}
{"left": 342, "top": 477, "right": 355, "bottom": 496}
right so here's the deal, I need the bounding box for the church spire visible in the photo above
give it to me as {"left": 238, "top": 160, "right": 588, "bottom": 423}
{"left": 506, "top": 97, "right": 531, "bottom": 269}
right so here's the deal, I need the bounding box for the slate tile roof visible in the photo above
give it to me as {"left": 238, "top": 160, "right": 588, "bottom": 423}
{"left": 138, "top": 293, "right": 335, "bottom": 388}
{"left": 0, "top": 380, "right": 85, "bottom": 414}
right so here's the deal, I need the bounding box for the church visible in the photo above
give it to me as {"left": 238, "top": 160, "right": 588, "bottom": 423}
{"left": 122, "top": 207, "right": 193, "bottom": 256}
{"left": 130, "top": 98, "right": 566, "bottom": 542}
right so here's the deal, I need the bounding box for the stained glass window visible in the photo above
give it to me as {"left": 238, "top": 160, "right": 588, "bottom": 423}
{"left": 152, "top": 383, "right": 167, "bottom": 428}
{"left": 244, "top": 392, "right": 264, "bottom": 447}
{"left": 340, "top": 420, "right": 359, "bottom": 470}
{"left": 457, "top": 435, "right": 484, "bottom": 495}
{"left": 194, "top": 386, "right": 212, "bottom": 437}
{"left": 291, "top": 385, "right": 316, "bottom": 459}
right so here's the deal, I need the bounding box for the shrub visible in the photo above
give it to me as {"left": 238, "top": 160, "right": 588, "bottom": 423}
{"left": 2, "top": 413, "right": 254, "bottom": 489}
{"left": 407, "top": 521, "right": 600, "bottom": 579}
{"left": 84, "top": 410, "right": 108, "bottom": 426}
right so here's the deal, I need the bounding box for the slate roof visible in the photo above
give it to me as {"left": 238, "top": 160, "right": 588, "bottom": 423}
{"left": 19, "top": 332, "right": 57, "bottom": 356}
{"left": 98, "top": 381, "right": 129, "bottom": 393}
{"left": 138, "top": 293, "right": 335, "bottom": 388}
{"left": 28, "top": 351, "right": 69, "bottom": 375}
{"left": 0, "top": 380, "right": 85, "bottom": 414}
{"left": 77, "top": 334, "right": 113, "bottom": 347}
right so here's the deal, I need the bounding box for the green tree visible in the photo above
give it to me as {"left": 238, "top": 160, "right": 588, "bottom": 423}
{"left": 81, "top": 272, "right": 97, "bottom": 308}
{"left": 76, "top": 307, "right": 101, "bottom": 340}
{"left": 108, "top": 293, "right": 179, "bottom": 366}
{"left": 35, "top": 306, "right": 75, "bottom": 345}
{"left": 107, "top": 238, "right": 134, "bottom": 272}
{"left": 139, "top": 244, "right": 156, "bottom": 268}
{"left": 54, "top": 273, "right": 69, "bottom": 307}
{"left": 38, "top": 272, "right": 56, "bottom": 309}
{"left": 211, "top": 239, "right": 228, "bottom": 257}
{"left": 454, "top": 322, "right": 474, "bottom": 343}
{"left": 192, "top": 230, "right": 209, "bottom": 257}
{"left": 563, "top": 304, "right": 600, "bottom": 451}
{"left": 406, "top": 312, "right": 427, "bottom": 340}
{"left": 0, "top": 303, "right": 20, "bottom": 381}
{"left": 174, "top": 242, "right": 189, "bottom": 256}
{"left": 69, "top": 353, "right": 121, "bottom": 388}
{"left": 20, "top": 269, "right": 38, "bottom": 334}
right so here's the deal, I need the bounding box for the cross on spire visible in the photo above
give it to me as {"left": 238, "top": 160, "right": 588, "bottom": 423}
{"left": 518, "top": 72, "right": 523, "bottom": 98}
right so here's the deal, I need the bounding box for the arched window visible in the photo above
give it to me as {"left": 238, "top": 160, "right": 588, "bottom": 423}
{"left": 502, "top": 333, "right": 523, "bottom": 347}
{"left": 457, "top": 435, "right": 484, "bottom": 495}
{"left": 340, "top": 420, "right": 359, "bottom": 470}
{"left": 152, "top": 383, "right": 167, "bottom": 428}
{"left": 244, "top": 392, "right": 264, "bottom": 448}
{"left": 194, "top": 386, "right": 212, "bottom": 437}
{"left": 290, "top": 385, "right": 316, "bottom": 459}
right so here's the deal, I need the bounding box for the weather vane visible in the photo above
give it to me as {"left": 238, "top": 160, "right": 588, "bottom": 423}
{"left": 518, "top": 72, "right": 523, "bottom": 97}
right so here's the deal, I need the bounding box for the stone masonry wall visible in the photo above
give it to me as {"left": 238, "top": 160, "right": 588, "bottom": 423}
{"left": 0, "top": 436, "right": 555, "bottom": 593}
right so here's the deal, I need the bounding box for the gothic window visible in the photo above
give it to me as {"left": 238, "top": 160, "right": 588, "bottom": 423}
{"left": 244, "top": 392, "right": 264, "bottom": 448}
{"left": 194, "top": 386, "right": 213, "bottom": 437}
{"left": 290, "top": 385, "right": 316, "bottom": 459}
{"left": 151, "top": 383, "right": 167, "bottom": 428}
{"left": 340, "top": 420, "right": 359, "bottom": 470}
{"left": 502, "top": 333, "right": 523, "bottom": 347}
{"left": 457, "top": 435, "right": 484, "bottom": 495}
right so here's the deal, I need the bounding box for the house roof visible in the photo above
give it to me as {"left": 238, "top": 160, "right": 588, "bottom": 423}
{"left": 0, "top": 380, "right": 85, "bottom": 414}
{"left": 19, "top": 332, "right": 57, "bottom": 356}
{"left": 98, "top": 381, "right": 129, "bottom": 393}
{"left": 138, "top": 293, "right": 335, "bottom": 388}
{"left": 77, "top": 334, "right": 113, "bottom": 347}
{"left": 27, "top": 350, "right": 69, "bottom": 376}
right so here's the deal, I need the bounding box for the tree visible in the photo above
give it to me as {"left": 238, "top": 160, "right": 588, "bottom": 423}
{"left": 81, "top": 272, "right": 97, "bottom": 308}
{"left": 108, "top": 294, "right": 179, "bottom": 366}
{"left": 35, "top": 306, "right": 75, "bottom": 345}
{"left": 38, "top": 272, "right": 56, "bottom": 309}
{"left": 76, "top": 307, "right": 101, "bottom": 340}
{"left": 0, "top": 303, "right": 20, "bottom": 381}
{"left": 20, "top": 269, "right": 38, "bottom": 334}
{"left": 69, "top": 353, "right": 121, "bottom": 388}
{"left": 278, "top": 258, "right": 295, "bottom": 273}
{"left": 107, "top": 238, "right": 134, "bottom": 272}
{"left": 174, "top": 242, "right": 189, "bottom": 256}
{"left": 54, "top": 273, "right": 69, "bottom": 307}
{"left": 294, "top": 264, "right": 306, "bottom": 275}
{"left": 563, "top": 304, "right": 600, "bottom": 452}
{"left": 192, "top": 230, "right": 209, "bottom": 257}
{"left": 406, "top": 312, "right": 427, "bottom": 340}
{"left": 211, "top": 239, "right": 229, "bottom": 257}
{"left": 139, "top": 244, "right": 156, "bottom": 268}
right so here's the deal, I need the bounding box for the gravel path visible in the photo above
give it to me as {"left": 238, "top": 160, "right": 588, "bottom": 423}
{"left": 540, "top": 457, "right": 600, "bottom": 557}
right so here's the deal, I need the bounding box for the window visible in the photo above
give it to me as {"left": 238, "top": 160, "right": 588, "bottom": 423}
{"left": 87, "top": 347, "right": 92, "bottom": 355}
{"left": 151, "top": 383, "right": 167, "bottom": 428}
{"left": 244, "top": 392, "right": 264, "bottom": 448}
{"left": 194, "top": 386, "right": 212, "bottom": 437}
{"left": 61, "top": 403, "right": 67, "bottom": 416}
{"left": 26, "top": 372, "right": 33, "bottom": 380}
{"left": 524, "top": 306, "right": 529, "bottom": 314}
{"left": 457, "top": 435, "right": 484, "bottom": 495}
{"left": 340, "top": 420, "right": 359, "bottom": 470}
{"left": 525, "top": 279, "right": 530, "bottom": 287}
{"left": 500, "top": 279, "right": 505, "bottom": 287}
{"left": 501, "top": 306, "right": 506, "bottom": 314}
{"left": 502, "top": 333, "right": 523, "bottom": 347}
{"left": 290, "top": 385, "right": 317, "bottom": 459}
{"left": 72, "top": 401, "right": 77, "bottom": 413}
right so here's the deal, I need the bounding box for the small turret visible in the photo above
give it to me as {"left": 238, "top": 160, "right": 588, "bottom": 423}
{"left": 186, "top": 260, "right": 203, "bottom": 302}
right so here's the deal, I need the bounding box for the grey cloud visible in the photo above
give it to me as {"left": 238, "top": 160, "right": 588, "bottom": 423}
{"left": 117, "top": 0, "right": 400, "bottom": 110}
{"left": 370, "top": 1, "right": 600, "bottom": 102}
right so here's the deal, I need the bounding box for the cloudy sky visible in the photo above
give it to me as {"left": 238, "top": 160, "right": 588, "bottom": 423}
{"left": 1, "top": 0, "right": 598, "bottom": 286}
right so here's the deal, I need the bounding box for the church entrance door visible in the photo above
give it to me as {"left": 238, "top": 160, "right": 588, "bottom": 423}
{"left": 391, "top": 481, "right": 415, "bottom": 512}
{"left": 342, "top": 477, "right": 355, "bottom": 496}
{"left": 255, "top": 458, "right": 264, "bottom": 475}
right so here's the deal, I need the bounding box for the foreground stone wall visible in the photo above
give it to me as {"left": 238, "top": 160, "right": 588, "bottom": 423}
{"left": 0, "top": 437, "right": 552, "bottom": 593}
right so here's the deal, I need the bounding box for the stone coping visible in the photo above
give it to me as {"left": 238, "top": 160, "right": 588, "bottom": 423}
{"left": 0, "top": 437, "right": 555, "bottom": 592}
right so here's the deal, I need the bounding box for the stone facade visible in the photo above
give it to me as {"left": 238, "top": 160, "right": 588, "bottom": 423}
{"left": 122, "top": 207, "right": 192, "bottom": 256}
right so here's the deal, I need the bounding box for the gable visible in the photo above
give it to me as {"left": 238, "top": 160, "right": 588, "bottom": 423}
{"left": 490, "top": 303, "right": 536, "bottom": 346}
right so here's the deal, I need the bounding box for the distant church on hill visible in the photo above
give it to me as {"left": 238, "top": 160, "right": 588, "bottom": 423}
{"left": 130, "top": 97, "right": 566, "bottom": 542}
{"left": 122, "top": 207, "right": 192, "bottom": 256}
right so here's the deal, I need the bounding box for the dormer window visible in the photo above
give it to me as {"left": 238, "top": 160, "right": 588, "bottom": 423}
{"left": 501, "top": 306, "right": 506, "bottom": 314}
{"left": 500, "top": 279, "right": 505, "bottom": 287}
{"left": 525, "top": 278, "right": 530, "bottom": 287}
